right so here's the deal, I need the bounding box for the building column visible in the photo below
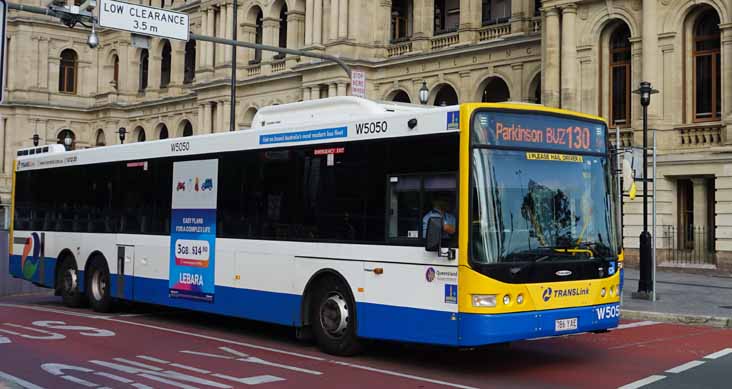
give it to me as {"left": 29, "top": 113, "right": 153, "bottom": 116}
{"left": 203, "top": 103, "right": 213, "bottom": 133}
{"left": 641, "top": 0, "right": 658, "bottom": 117}
{"left": 262, "top": 18, "right": 279, "bottom": 61}
{"left": 37, "top": 37, "right": 49, "bottom": 90}
{"left": 199, "top": 12, "right": 207, "bottom": 69}
{"left": 458, "top": 0, "right": 480, "bottom": 43}
{"left": 328, "top": 83, "right": 337, "bottom": 97}
{"left": 223, "top": 101, "right": 232, "bottom": 132}
{"left": 170, "top": 40, "right": 186, "bottom": 92}
{"left": 219, "top": 5, "right": 228, "bottom": 67}
{"left": 303, "top": 86, "right": 312, "bottom": 101}
{"left": 512, "top": 63, "right": 525, "bottom": 102}
{"left": 560, "top": 5, "right": 577, "bottom": 111}
{"left": 543, "top": 7, "right": 561, "bottom": 108}
{"left": 311, "top": 86, "right": 320, "bottom": 99}
{"left": 287, "top": 11, "right": 305, "bottom": 50}
{"left": 198, "top": 104, "right": 206, "bottom": 135}
{"left": 225, "top": 2, "right": 234, "bottom": 64}
{"left": 337, "top": 82, "right": 348, "bottom": 96}
{"left": 305, "top": 0, "right": 314, "bottom": 46}
{"left": 338, "top": 0, "right": 348, "bottom": 39}
{"left": 313, "top": 0, "right": 323, "bottom": 45}
{"left": 691, "top": 178, "right": 709, "bottom": 241}
{"left": 329, "top": 0, "right": 339, "bottom": 42}
{"left": 207, "top": 9, "right": 216, "bottom": 69}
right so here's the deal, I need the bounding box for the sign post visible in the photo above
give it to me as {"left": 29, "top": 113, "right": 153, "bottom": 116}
{"left": 0, "top": 0, "right": 7, "bottom": 104}
{"left": 98, "top": 0, "right": 189, "bottom": 41}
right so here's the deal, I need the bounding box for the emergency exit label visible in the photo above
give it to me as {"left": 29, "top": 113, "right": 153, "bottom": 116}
{"left": 99, "top": 0, "right": 190, "bottom": 41}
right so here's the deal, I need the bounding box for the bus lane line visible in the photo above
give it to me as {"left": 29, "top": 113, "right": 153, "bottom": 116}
{"left": 704, "top": 348, "right": 732, "bottom": 359}
{"left": 330, "top": 360, "right": 479, "bottom": 389}
{"left": 0, "top": 370, "right": 46, "bottom": 389}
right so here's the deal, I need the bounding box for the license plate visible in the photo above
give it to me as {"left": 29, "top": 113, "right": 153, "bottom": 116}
{"left": 555, "top": 317, "right": 578, "bottom": 332}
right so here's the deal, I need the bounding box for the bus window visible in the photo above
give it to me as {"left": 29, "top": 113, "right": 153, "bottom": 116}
{"left": 387, "top": 173, "right": 457, "bottom": 245}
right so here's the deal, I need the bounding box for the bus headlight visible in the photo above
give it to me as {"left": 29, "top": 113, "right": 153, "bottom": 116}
{"left": 503, "top": 294, "right": 511, "bottom": 305}
{"left": 601, "top": 287, "right": 606, "bottom": 297}
{"left": 517, "top": 294, "right": 524, "bottom": 304}
{"left": 472, "top": 294, "right": 497, "bottom": 307}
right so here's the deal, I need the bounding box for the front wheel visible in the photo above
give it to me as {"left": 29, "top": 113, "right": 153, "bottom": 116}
{"left": 310, "top": 277, "right": 362, "bottom": 356}
{"left": 87, "top": 261, "right": 113, "bottom": 313}
{"left": 58, "top": 259, "right": 85, "bottom": 308}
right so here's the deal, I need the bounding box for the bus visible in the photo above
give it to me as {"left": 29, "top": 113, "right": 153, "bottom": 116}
{"left": 9, "top": 97, "right": 623, "bottom": 355}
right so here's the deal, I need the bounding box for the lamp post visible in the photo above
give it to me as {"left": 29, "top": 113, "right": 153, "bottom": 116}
{"left": 632, "top": 81, "right": 658, "bottom": 299}
{"left": 117, "top": 127, "right": 127, "bottom": 144}
{"left": 63, "top": 133, "right": 73, "bottom": 151}
{"left": 419, "top": 81, "right": 429, "bottom": 105}
{"left": 32, "top": 133, "right": 40, "bottom": 147}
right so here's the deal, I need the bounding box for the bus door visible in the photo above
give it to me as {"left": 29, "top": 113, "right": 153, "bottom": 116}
{"left": 114, "top": 244, "right": 134, "bottom": 300}
{"left": 359, "top": 172, "right": 459, "bottom": 344}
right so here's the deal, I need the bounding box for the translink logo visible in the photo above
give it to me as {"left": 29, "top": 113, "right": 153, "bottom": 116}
{"left": 542, "top": 287, "right": 590, "bottom": 302}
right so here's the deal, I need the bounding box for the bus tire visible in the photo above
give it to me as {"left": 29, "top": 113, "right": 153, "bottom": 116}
{"left": 310, "top": 276, "right": 362, "bottom": 356}
{"left": 58, "top": 258, "right": 85, "bottom": 308}
{"left": 87, "top": 260, "right": 113, "bottom": 313}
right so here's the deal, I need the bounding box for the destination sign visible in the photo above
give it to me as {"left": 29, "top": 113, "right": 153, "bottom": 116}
{"left": 473, "top": 111, "right": 607, "bottom": 154}
{"left": 99, "top": 0, "right": 190, "bottom": 41}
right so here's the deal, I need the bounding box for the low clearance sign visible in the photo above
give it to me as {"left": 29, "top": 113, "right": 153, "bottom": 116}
{"left": 99, "top": 0, "right": 189, "bottom": 41}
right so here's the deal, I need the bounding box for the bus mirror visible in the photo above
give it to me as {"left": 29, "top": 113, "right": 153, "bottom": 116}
{"left": 425, "top": 217, "right": 442, "bottom": 252}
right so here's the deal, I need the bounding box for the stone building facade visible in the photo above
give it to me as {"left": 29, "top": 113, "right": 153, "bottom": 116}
{"left": 1, "top": 0, "right": 731, "bottom": 269}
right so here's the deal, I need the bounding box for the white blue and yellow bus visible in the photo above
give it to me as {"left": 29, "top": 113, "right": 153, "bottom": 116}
{"left": 9, "top": 97, "right": 622, "bottom": 355}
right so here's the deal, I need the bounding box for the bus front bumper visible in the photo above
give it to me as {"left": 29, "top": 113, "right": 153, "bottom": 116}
{"left": 458, "top": 302, "right": 621, "bottom": 346}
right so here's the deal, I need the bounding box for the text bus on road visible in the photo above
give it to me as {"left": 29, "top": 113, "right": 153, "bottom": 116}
{"left": 9, "top": 97, "right": 623, "bottom": 355}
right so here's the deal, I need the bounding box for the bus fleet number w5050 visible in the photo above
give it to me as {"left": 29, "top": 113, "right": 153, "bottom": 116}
{"left": 356, "top": 121, "right": 387, "bottom": 135}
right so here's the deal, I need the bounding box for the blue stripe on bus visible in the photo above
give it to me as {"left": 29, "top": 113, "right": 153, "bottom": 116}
{"left": 357, "top": 303, "right": 458, "bottom": 345}
{"left": 458, "top": 302, "right": 621, "bottom": 346}
{"left": 8, "top": 254, "right": 57, "bottom": 289}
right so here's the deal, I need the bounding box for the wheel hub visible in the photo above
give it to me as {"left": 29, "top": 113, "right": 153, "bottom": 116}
{"left": 319, "top": 293, "right": 349, "bottom": 338}
{"left": 91, "top": 270, "right": 107, "bottom": 301}
{"left": 63, "top": 269, "right": 77, "bottom": 293}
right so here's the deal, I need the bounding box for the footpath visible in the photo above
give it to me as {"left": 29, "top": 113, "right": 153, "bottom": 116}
{"left": 621, "top": 267, "right": 732, "bottom": 328}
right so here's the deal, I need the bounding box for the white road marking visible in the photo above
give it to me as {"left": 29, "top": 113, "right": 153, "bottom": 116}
{"left": 0, "top": 324, "right": 65, "bottom": 340}
{"left": 0, "top": 370, "right": 46, "bottom": 389}
{"left": 180, "top": 350, "right": 234, "bottom": 359}
{"left": 60, "top": 375, "right": 97, "bottom": 387}
{"left": 137, "top": 373, "right": 200, "bottom": 389}
{"left": 218, "top": 347, "right": 322, "bottom": 375}
{"left": 704, "top": 348, "right": 732, "bottom": 360}
{"left": 94, "top": 372, "right": 134, "bottom": 383}
{"left": 331, "top": 361, "right": 479, "bottom": 389}
{"left": 170, "top": 363, "right": 212, "bottom": 374}
{"left": 131, "top": 384, "right": 154, "bottom": 389}
{"left": 112, "top": 358, "right": 163, "bottom": 371}
{"left": 136, "top": 355, "right": 171, "bottom": 364}
{"left": 0, "top": 335, "right": 11, "bottom": 344}
{"left": 665, "top": 360, "right": 705, "bottom": 374}
{"left": 616, "top": 321, "right": 659, "bottom": 330}
{"left": 617, "top": 375, "right": 666, "bottom": 389}
{"left": 212, "top": 373, "right": 285, "bottom": 385}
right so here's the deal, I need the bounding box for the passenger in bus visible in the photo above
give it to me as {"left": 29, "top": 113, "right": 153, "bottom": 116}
{"left": 422, "top": 196, "right": 456, "bottom": 239}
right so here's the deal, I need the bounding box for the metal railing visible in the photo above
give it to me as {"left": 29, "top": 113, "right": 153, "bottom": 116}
{"left": 659, "top": 224, "right": 715, "bottom": 266}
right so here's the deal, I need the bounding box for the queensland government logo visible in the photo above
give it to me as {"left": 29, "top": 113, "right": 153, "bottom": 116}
{"left": 425, "top": 267, "right": 436, "bottom": 282}
{"left": 20, "top": 233, "right": 43, "bottom": 280}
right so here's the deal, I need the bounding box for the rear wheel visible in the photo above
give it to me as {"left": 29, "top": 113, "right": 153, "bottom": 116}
{"left": 58, "top": 259, "right": 84, "bottom": 308}
{"left": 310, "top": 276, "right": 362, "bottom": 356}
{"left": 87, "top": 260, "right": 113, "bottom": 313}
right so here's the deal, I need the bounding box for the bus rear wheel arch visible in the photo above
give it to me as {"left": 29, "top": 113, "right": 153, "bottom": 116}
{"left": 56, "top": 251, "right": 85, "bottom": 308}
{"left": 304, "top": 271, "right": 362, "bottom": 356}
{"left": 85, "top": 255, "right": 113, "bottom": 313}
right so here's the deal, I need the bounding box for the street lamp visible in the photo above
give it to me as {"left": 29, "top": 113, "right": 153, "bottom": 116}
{"left": 63, "top": 133, "right": 73, "bottom": 151}
{"left": 32, "top": 133, "right": 40, "bottom": 147}
{"left": 117, "top": 127, "right": 127, "bottom": 144}
{"left": 632, "top": 81, "right": 658, "bottom": 299}
{"left": 419, "top": 81, "right": 429, "bottom": 105}
{"left": 87, "top": 22, "right": 99, "bottom": 49}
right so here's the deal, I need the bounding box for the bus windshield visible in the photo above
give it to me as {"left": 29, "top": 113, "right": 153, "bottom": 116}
{"left": 470, "top": 111, "right": 618, "bottom": 265}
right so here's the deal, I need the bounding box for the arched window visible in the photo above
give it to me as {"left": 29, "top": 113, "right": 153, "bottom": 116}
{"left": 159, "top": 124, "right": 169, "bottom": 139}
{"left": 95, "top": 129, "right": 106, "bottom": 147}
{"left": 610, "top": 24, "right": 631, "bottom": 127}
{"left": 433, "top": 84, "right": 458, "bottom": 106}
{"left": 693, "top": 10, "right": 721, "bottom": 122}
{"left": 391, "top": 90, "right": 411, "bottom": 103}
{"left": 112, "top": 55, "right": 119, "bottom": 88}
{"left": 391, "top": 0, "right": 413, "bottom": 42}
{"left": 480, "top": 77, "right": 510, "bottom": 102}
{"left": 139, "top": 49, "right": 149, "bottom": 91}
{"left": 242, "top": 107, "right": 258, "bottom": 129}
{"left": 161, "top": 40, "right": 172, "bottom": 88}
{"left": 182, "top": 120, "right": 193, "bottom": 137}
{"left": 529, "top": 74, "right": 541, "bottom": 104}
{"left": 57, "top": 129, "right": 75, "bottom": 150}
{"left": 134, "top": 126, "right": 146, "bottom": 142}
{"left": 59, "top": 49, "right": 78, "bottom": 94}
{"left": 184, "top": 40, "right": 196, "bottom": 83}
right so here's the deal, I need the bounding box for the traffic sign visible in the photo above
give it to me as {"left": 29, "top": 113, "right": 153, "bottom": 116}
{"left": 351, "top": 69, "right": 366, "bottom": 98}
{"left": 98, "top": 0, "right": 189, "bottom": 41}
{"left": 0, "top": 0, "right": 7, "bottom": 104}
